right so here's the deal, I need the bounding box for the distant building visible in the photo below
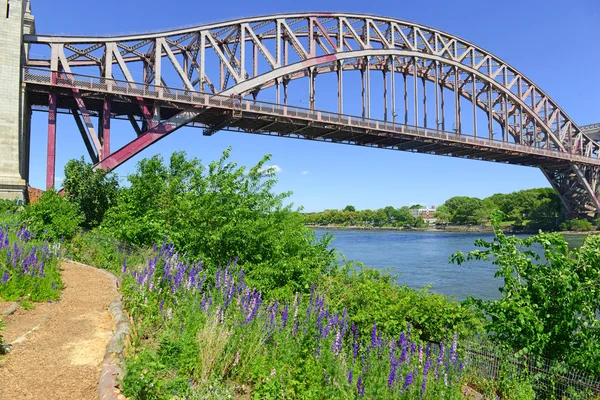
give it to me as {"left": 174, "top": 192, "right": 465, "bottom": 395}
{"left": 410, "top": 206, "right": 438, "bottom": 224}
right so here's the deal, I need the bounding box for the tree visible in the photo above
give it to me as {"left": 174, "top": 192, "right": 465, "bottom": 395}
{"left": 343, "top": 205, "right": 356, "bottom": 212}
{"left": 63, "top": 158, "right": 119, "bottom": 229}
{"left": 395, "top": 206, "right": 415, "bottom": 226}
{"left": 101, "top": 149, "right": 335, "bottom": 296}
{"left": 452, "top": 211, "right": 600, "bottom": 374}
{"left": 434, "top": 205, "right": 451, "bottom": 223}
{"left": 442, "top": 196, "right": 484, "bottom": 225}
{"left": 413, "top": 215, "right": 427, "bottom": 228}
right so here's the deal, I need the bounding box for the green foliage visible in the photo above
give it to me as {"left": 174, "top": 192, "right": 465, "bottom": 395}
{"left": 434, "top": 205, "right": 452, "bottom": 223}
{"left": 489, "top": 188, "right": 564, "bottom": 230}
{"left": 0, "top": 199, "right": 21, "bottom": 214}
{"left": 101, "top": 149, "right": 335, "bottom": 297}
{"left": 0, "top": 319, "right": 7, "bottom": 355}
{"left": 442, "top": 196, "right": 484, "bottom": 225}
{"left": 304, "top": 205, "right": 415, "bottom": 227}
{"left": 559, "top": 218, "right": 594, "bottom": 232}
{"left": 22, "top": 189, "right": 82, "bottom": 241}
{"left": 63, "top": 157, "right": 119, "bottom": 229}
{"left": 120, "top": 249, "right": 468, "bottom": 399}
{"left": 452, "top": 211, "right": 600, "bottom": 375}
{"left": 0, "top": 222, "right": 63, "bottom": 302}
{"left": 67, "top": 231, "right": 148, "bottom": 271}
{"left": 413, "top": 215, "right": 428, "bottom": 228}
{"left": 319, "top": 263, "right": 484, "bottom": 342}
{"left": 305, "top": 188, "right": 567, "bottom": 229}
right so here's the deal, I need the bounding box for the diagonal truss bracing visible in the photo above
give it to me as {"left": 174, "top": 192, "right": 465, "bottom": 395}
{"left": 22, "top": 13, "right": 600, "bottom": 217}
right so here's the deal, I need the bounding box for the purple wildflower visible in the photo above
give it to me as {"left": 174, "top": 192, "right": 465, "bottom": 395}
{"left": 388, "top": 355, "right": 398, "bottom": 388}
{"left": 451, "top": 331, "right": 458, "bottom": 365}
{"left": 1, "top": 270, "right": 8, "bottom": 284}
{"left": 357, "top": 374, "right": 365, "bottom": 397}
{"left": 402, "top": 372, "right": 414, "bottom": 392}
{"left": 371, "top": 322, "right": 378, "bottom": 349}
{"left": 348, "top": 368, "right": 353, "bottom": 384}
{"left": 331, "top": 328, "right": 342, "bottom": 356}
{"left": 421, "top": 378, "right": 427, "bottom": 396}
{"left": 281, "top": 303, "right": 289, "bottom": 330}
{"left": 122, "top": 258, "right": 127, "bottom": 275}
{"left": 438, "top": 343, "right": 445, "bottom": 366}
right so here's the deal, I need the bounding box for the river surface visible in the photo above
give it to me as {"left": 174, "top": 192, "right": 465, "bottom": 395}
{"left": 315, "top": 229, "right": 587, "bottom": 301}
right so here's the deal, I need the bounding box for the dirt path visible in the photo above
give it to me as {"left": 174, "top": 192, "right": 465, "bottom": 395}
{"left": 0, "top": 261, "right": 119, "bottom": 400}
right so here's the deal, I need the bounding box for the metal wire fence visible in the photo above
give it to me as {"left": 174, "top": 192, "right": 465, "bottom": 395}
{"left": 459, "top": 340, "right": 600, "bottom": 399}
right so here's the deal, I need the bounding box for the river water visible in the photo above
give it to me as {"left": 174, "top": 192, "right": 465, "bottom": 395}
{"left": 315, "top": 229, "right": 587, "bottom": 301}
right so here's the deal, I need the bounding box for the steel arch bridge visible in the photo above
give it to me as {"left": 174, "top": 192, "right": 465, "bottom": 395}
{"left": 19, "top": 12, "right": 600, "bottom": 216}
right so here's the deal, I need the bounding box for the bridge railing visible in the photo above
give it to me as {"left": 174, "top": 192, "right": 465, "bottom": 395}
{"left": 22, "top": 67, "right": 600, "bottom": 166}
{"left": 581, "top": 123, "right": 600, "bottom": 132}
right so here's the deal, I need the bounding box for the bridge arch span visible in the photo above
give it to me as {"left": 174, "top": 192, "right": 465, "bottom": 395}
{"left": 21, "top": 13, "right": 600, "bottom": 216}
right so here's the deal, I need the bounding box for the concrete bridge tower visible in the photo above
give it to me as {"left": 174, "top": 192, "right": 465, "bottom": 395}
{"left": 0, "top": 0, "right": 34, "bottom": 200}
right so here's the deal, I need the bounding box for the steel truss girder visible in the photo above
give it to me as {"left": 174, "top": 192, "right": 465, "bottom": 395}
{"left": 542, "top": 164, "right": 600, "bottom": 217}
{"left": 23, "top": 13, "right": 600, "bottom": 216}
{"left": 25, "top": 14, "right": 594, "bottom": 151}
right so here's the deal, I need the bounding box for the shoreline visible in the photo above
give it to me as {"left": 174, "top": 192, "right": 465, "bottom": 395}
{"left": 306, "top": 224, "right": 599, "bottom": 236}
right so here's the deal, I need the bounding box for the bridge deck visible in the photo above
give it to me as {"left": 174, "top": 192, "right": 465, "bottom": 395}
{"left": 23, "top": 68, "right": 599, "bottom": 169}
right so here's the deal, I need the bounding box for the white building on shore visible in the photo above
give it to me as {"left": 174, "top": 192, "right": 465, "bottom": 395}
{"left": 409, "top": 206, "right": 438, "bottom": 224}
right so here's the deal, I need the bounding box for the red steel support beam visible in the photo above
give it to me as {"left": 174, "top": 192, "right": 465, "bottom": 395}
{"left": 101, "top": 97, "right": 111, "bottom": 160}
{"left": 47, "top": 90, "right": 57, "bottom": 190}
{"left": 97, "top": 105, "right": 206, "bottom": 171}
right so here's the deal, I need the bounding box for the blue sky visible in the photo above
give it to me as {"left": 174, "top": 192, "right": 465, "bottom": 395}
{"left": 27, "top": 0, "right": 600, "bottom": 212}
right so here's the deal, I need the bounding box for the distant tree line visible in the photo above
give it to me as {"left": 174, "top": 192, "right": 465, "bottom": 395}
{"left": 303, "top": 188, "right": 599, "bottom": 231}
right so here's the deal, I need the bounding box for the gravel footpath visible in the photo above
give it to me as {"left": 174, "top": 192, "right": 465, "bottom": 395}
{"left": 0, "top": 261, "right": 120, "bottom": 400}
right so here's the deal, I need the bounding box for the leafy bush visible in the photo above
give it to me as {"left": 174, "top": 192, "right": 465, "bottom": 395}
{"left": 22, "top": 189, "right": 82, "bottom": 241}
{"left": 67, "top": 231, "right": 148, "bottom": 272}
{"left": 101, "top": 150, "right": 335, "bottom": 297}
{"left": 319, "top": 263, "right": 484, "bottom": 342}
{"left": 452, "top": 211, "right": 600, "bottom": 375}
{"left": 120, "top": 245, "right": 468, "bottom": 399}
{"left": 63, "top": 157, "right": 119, "bottom": 229}
{"left": 0, "top": 199, "right": 21, "bottom": 214}
{"left": 0, "top": 225, "right": 63, "bottom": 302}
{"left": 0, "top": 319, "right": 7, "bottom": 355}
{"left": 559, "top": 218, "right": 594, "bottom": 231}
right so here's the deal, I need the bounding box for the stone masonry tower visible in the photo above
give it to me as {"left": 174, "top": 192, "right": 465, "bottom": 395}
{"left": 0, "top": 0, "right": 34, "bottom": 200}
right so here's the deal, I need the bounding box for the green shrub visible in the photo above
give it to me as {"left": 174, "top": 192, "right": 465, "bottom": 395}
{"left": 0, "top": 319, "right": 6, "bottom": 355}
{"left": 101, "top": 149, "right": 335, "bottom": 297}
{"left": 67, "top": 231, "right": 148, "bottom": 272}
{"left": 22, "top": 189, "right": 82, "bottom": 241}
{"left": 452, "top": 211, "right": 600, "bottom": 375}
{"left": 319, "top": 263, "right": 484, "bottom": 342}
{"left": 63, "top": 157, "right": 119, "bottom": 229}
{"left": 0, "top": 199, "right": 21, "bottom": 214}
{"left": 559, "top": 218, "right": 594, "bottom": 231}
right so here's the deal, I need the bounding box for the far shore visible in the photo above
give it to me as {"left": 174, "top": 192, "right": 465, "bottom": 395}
{"left": 306, "top": 224, "right": 599, "bottom": 236}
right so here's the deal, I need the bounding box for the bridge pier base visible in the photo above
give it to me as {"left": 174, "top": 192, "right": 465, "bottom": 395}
{"left": 0, "top": 0, "right": 34, "bottom": 201}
